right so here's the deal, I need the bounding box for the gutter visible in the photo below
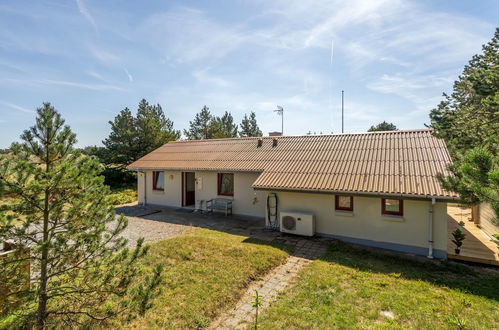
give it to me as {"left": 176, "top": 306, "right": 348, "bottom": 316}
{"left": 253, "top": 186, "right": 459, "bottom": 203}
{"left": 127, "top": 167, "right": 264, "bottom": 174}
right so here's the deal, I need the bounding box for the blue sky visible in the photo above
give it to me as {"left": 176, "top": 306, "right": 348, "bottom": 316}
{"left": 0, "top": 0, "right": 497, "bottom": 148}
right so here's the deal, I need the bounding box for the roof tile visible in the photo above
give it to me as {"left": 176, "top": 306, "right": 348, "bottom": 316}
{"left": 128, "top": 129, "right": 456, "bottom": 198}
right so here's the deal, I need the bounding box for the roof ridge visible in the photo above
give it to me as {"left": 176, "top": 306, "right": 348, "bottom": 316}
{"left": 170, "top": 129, "right": 433, "bottom": 144}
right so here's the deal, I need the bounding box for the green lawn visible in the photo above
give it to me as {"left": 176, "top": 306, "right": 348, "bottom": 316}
{"left": 256, "top": 241, "right": 499, "bottom": 329}
{"left": 115, "top": 229, "right": 292, "bottom": 329}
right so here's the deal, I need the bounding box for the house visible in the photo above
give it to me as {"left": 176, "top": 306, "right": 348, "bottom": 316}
{"left": 127, "top": 129, "right": 457, "bottom": 259}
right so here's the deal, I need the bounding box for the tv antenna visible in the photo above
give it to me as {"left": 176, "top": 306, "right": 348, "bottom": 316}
{"left": 274, "top": 105, "right": 284, "bottom": 135}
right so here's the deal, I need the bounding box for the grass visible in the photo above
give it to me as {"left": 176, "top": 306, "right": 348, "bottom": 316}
{"left": 256, "top": 241, "right": 499, "bottom": 329}
{"left": 113, "top": 229, "right": 292, "bottom": 329}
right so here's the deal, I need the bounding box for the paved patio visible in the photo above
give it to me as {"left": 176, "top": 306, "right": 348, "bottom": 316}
{"left": 115, "top": 203, "right": 331, "bottom": 249}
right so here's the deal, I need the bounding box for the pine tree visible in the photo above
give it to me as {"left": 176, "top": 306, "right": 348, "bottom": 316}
{"left": 429, "top": 28, "right": 499, "bottom": 220}
{"left": 135, "top": 99, "right": 180, "bottom": 156}
{"left": 429, "top": 28, "right": 498, "bottom": 156}
{"left": 102, "top": 107, "right": 137, "bottom": 167}
{"left": 211, "top": 111, "right": 238, "bottom": 138}
{"left": 0, "top": 103, "right": 160, "bottom": 328}
{"left": 183, "top": 106, "right": 214, "bottom": 139}
{"left": 239, "top": 112, "right": 263, "bottom": 137}
{"left": 367, "top": 121, "right": 398, "bottom": 132}
{"left": 103, "top": 99, "right": 180, "bottom": 168}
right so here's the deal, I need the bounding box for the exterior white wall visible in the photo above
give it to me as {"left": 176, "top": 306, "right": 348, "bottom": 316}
{"left": 136, "top": 170, "right": 448, "bottom": 258}
{"left": 139, "top": 170, "right": 182, "bottom": 207}
{"left": 269, "top": 191, "right": 448, "bottom": 258}
{"left": 194, "top": 172, "right": 266, "bottom": 217}
{"left": 138, "top": 170, "right": 266, "bottom": 217}
{"left": 137, "top": 172, "right": 145, "bottom": 204}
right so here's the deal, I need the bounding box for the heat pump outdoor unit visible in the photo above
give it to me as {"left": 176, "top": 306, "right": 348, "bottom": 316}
{"left": 280, "top": 211, "right": 315, "bottom": 236}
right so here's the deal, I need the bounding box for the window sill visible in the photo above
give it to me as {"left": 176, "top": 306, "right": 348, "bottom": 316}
{"left": 382, "top": 215, "right": 404, "bottom": 222}
{"left": 335, "top": 211, "right": 354, "bottom": 217}
{"left": 217, "top": 195, "right": 234, "bottom": 199}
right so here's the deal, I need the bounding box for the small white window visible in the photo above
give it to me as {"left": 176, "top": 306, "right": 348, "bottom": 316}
{"left": 153, "top": 171, "right": 164, "bottom": 191}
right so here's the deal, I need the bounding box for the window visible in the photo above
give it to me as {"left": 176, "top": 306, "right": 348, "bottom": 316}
{"left": 218, "top": 173, "right": 234, "bottom": 196}
{"left": 382, "top": 198, "right": 403, "bottom": 216}
{"left": 152, "top": 171, "right": 164, "bottom": 191}
{"left": 335, "top": 195, "right": 353, "bottom": 211}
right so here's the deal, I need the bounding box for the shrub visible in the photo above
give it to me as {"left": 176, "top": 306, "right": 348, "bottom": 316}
{"left": 106, "top": 188, "right": 137, "bottom": 205}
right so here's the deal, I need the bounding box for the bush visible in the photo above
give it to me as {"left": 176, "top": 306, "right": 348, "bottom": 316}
{"left": 101, "top": 167, "right": 136, "bottom": 188}
{"left": 106, "top": 188, "right": 137, "bottom": 205}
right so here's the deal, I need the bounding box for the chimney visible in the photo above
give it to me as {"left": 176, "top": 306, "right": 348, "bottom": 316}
{"left": 257, "top": 138, "right": 263, "bottom": 148}
{"left": 272, "top": 138, "right": 278, "bottom": 147}
{"left": 268, "top": 131, "right": 282, "bottom": 137}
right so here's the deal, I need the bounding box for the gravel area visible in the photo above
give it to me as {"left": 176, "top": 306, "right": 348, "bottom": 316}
{"left": 119, "top": 215, "right": 194, "bottom": 248}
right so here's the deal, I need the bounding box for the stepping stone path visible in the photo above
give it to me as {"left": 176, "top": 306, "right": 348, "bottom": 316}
{"left": 210, "top": 240, "right": 328, "bottom": 330}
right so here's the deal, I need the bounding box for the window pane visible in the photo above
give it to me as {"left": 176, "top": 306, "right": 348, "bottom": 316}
{"left": 155, "top": 171, "right": 164, "bottom": 190}
{"left": 338, "top": 196, "right": 351, "bottom": 209}
{"left": 220, "top": 173, "right": 234, "bottom": 195}
{"left": 385, "top": 199, "right": 400, "bottom": 212}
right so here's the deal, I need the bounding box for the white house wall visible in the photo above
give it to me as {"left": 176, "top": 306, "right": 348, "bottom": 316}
{"left": 138, "top": 170, "right": 266, "bottom": 218}
{"left": 137, "top": 170, "right": 447, "bottom": 258}
{"left": 139, "top": 170, "right": 182, "bottom": 207}
{"left": 270, "top": 191, "right": 447, "bottom": 258}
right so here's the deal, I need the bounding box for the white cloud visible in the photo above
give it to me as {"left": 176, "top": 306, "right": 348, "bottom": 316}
{"left": 0, "top": 78, "right": 126, "bottom": 91}
{"left": 123, "top": 67, "right": 133, "bottom": 83}
{"left": 0, "top": 101, "right": 35, "bottom": 113}
{"left": 367, "top": 72, "right": 455, "bottom": 111}
{"left": 39, "top": 79, "right": 125, "bottom": 91}
{"left": 192, "top": 68, "right": 230, "bottom": 87}
{"left": 87, "top": 71, "right": 106, "bottom": 81}
{"left": 87, "top": 44, "right": 119, "bottom": 62}
{"left": 76, "top": 0, "right": 97, "bottom": 31}
{"left": 139, "top": 8, "right": 246, "bottom": 63}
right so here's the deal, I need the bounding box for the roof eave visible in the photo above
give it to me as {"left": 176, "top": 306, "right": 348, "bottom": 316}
{"left": 252, "top": 186, "right": 459, "bottom": 202}
{"left": 127, "top": 167, "right": 264, "bottom": 173}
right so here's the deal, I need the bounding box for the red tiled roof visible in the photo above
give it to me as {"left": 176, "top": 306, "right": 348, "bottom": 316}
{"left": 128, "top": 129, "right": 456, "bottom": 199}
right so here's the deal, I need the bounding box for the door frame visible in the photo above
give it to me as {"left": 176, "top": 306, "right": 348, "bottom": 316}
{"left": 181, "top": 172, "right": 196, "bottom": 207}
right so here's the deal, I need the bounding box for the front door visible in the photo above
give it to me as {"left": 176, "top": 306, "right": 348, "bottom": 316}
{"left": 182, "top": 172, "right": 196, "bottom": 206}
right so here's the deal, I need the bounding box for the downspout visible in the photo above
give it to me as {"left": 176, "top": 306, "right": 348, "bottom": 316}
{"left": 427, "top": 197, "right": 435, "bottom": 259}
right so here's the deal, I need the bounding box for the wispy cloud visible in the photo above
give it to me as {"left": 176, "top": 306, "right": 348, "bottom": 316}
{"left": 40, "top": 79, "right": 125, "bottom": 91}
{"left": 367, "top": 72, "right": 455, "bottom": 111}
{"left": 76, "top": 0, "right": 97, "bottom": 31}
{"left": 123, "top": 67, "right": 133, "bottom": 82}
{"left": 0, "top": 101, "right": 35, "bottom": 113}
{"left": 192, "top": 68, "right": 230, "bottom": 87}
{"left": 0, "top": 78, "right": 126, "bottom": 92}
{"left": 87, "top": 44, "right": 119, "bottom": 62}
{"left": 139, "top": 8, "right": 246, "bottom": 63}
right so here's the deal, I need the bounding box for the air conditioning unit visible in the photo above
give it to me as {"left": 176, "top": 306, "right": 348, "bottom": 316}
{"left": 280, "top": 211, "right": 315, "bottom": 236}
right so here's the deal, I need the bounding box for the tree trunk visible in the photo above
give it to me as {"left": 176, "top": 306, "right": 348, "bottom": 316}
{"left": 37, "top": 142, "right": 51, "bottom": 329}
{"left": 36, "top": 188, "right": 50, "bottom": 329}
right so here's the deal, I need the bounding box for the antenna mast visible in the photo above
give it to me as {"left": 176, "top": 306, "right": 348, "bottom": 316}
{"left": 341, "top": 90, "right": 344, "bottom": 133}
{"left": 274, "top": 106, "right": 284, "bottom": 135}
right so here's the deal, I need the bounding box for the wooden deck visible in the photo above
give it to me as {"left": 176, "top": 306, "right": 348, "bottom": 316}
{"left": 447, "top": 204, "right": 498, "bottom": 266}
